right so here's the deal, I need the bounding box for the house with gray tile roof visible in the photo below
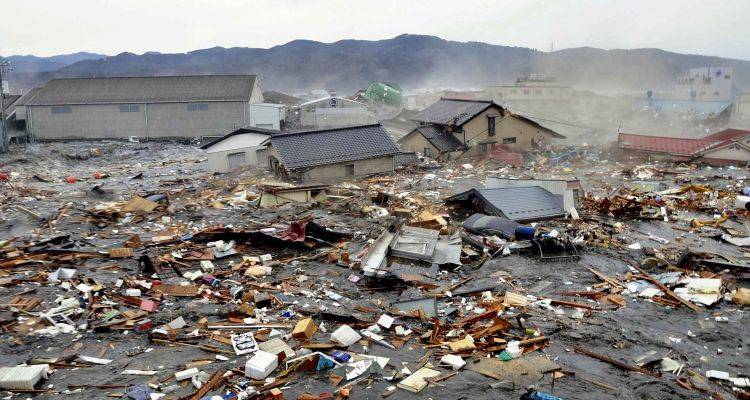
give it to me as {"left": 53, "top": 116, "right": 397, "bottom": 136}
{"left": 446, "top": 186, "right": 566, "bottom": 222}
{"left": 399, "top": 98, "right": 564, "bottom": 161}
{"left": 264, "top": 123, "right": 401, "bottom": 181}
{"left": 14, "top": 75, "right": 264, "bottom": 140}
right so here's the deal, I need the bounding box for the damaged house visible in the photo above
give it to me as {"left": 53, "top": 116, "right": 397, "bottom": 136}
{"left": 446, "top": 186, "right": 566, "bottom": 222}
{"left": 486, "top": 177, "right": 582, "bottom": 212}
{"left": 618, "top": 128, "right": 750, "bottom": 165}
{"left": 263, "top": 123, "right": 402, "bottom": 181}
{"left": 200, "top": 126, "right": 281, "bottom": 172}
{"left": 398, "top": 98, "right": 564, "bottom": 160}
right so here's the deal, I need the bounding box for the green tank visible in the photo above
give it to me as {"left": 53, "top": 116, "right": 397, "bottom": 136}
{"left": 364, "top": 82, "right": 402, "bottom": 107}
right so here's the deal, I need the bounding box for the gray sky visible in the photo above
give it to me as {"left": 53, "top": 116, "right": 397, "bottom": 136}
{"left": 2, "top": 0, "right": 749, "bottom": 60}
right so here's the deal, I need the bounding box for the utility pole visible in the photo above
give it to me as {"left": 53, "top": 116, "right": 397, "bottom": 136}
{"left": 0, "top": 60, "right": 12, "bottom": 153}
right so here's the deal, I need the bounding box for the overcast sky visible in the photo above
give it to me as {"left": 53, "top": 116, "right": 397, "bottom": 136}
{"left": 2, "top": 0, "right": 749, "bottom": 60}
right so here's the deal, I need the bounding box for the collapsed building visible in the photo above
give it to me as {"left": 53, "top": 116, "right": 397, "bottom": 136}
{"left": 618, "top": 128, "right": 750, "bottom": 165}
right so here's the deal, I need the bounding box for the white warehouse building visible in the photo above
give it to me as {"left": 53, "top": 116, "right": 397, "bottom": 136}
{"left": 298, "top": 96, "right": 371, "bottom": 128}
{"left": 16, "top": 75, "right": 266, "bottom": 140}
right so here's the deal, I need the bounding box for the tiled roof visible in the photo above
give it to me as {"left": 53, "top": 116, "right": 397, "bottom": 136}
{"left": 703, "top": 128, "right": 750, "bottom": 142}
{"left": 413, "top": 98, "right": 501, "bottom": 126}
{"left": 270, "top": 123, "right": 401, "bottom": 170}
{"left": 618, "top": 133, "right": 718, "bottom": 156}
{"left": 447, "top": 186, "right": 565, "bottom": 222}
{"left": 415, "top": 125, "right": 468, "bottom": 152}
{"left": 25, "top": 75, "right": 258, "bottom": 105}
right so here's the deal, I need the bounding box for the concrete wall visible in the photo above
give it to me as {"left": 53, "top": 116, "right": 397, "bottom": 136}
{"left": 308, "top": 108, "right": 371, "bottom": 128}
{"left": 27, "top": 101, "right": 250, "bottom": 140}
{"left": 737, "top": 94, "right": 750, "bottom": 117}
{"left": 207, "top": 146, "right": 264, "bottom": 172}
{"left": 299, "top": 97, "right": 369, "bottom": 127}
{"left": 248, "top": 104, "right": 284, "bottom": 130}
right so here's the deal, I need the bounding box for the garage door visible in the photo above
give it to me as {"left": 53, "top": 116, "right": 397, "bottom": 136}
{"left": 227, "top": 152, "right": 247, "bottom": 169}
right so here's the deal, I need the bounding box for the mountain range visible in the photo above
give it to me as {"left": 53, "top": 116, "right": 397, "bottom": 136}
{"left": 2, "top": 34, "right": 749, "bottom": 95}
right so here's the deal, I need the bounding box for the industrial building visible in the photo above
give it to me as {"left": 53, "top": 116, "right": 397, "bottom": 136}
{"left": 15, "top": 75, "right": 264, "bottom": 140}
{"left": 298, "top": 96, "right": 371, "bottom": 128}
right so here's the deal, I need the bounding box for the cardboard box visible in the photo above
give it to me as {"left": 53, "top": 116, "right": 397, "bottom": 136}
{"left": 292, "top": 318, "right": 317, "bottom": 339}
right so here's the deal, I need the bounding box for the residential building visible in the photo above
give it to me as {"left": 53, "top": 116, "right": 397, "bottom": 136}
{"left": 298, "top": 96, "right": 371, "bottom": 128}
{"left": 264, "top": 123, "right": 401, "bottom": 181}
{"left": 618, "top": 128, "right": 750, "bottom": 165}
{"left": 397, "top": 98, "right": 564, "bottom": 160}
{"left": 15, "top": 75, "right": 264, "bottom": 140}
{"left": 200, "top": 126, "right": 281, "bottom": 172}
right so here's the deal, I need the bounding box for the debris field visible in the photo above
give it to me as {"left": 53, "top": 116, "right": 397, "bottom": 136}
{"left": 0, "top": 141, "right": 748, "bottom": 400}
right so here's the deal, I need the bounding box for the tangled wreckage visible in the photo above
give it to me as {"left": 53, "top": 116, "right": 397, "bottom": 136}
{"left": 0, "top": 141, "right": 748, "bottom": 400}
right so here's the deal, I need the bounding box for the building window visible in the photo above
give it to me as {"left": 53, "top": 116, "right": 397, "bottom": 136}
{"left": 188, "top": 103, "right": 209, "bottom": 111}
{"left": 51, "top": 106, "right": 71, "bottom": 114}
{"left": 713, "top": 91, "right": 720, "bottom": 97}
{"left": 725, "top": 75, "right": 731, "bottom": 79}
{"left": 535, "top": 90, "right": 542, "bottom": 95}
{"left": 345, "top": 164, "right": 355, "bottom": 176}
{"left": 479, "top": 143, "right": 488, "bottom": 152}
{"left": 549, "top": 90, "right": 556, "bottom": 95}
{"left": 503, "top": 137, "right": 517, "bottom": 144}
{"left": 487, "top": 116, "right": 495, "bottom": 136}
{"left": 510, "top": 89, "right": 517, "bottom": 94}
{"left": 523, "top": 90, "right": 530, "bottom": 95}
{"left": 423, "top": 147, "right": 433, "bottom": 158}
{"left": 119, "top": 104, "right": 140, "bottom": 113}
